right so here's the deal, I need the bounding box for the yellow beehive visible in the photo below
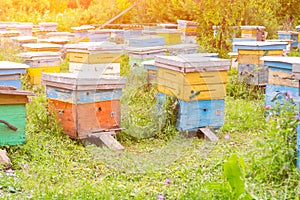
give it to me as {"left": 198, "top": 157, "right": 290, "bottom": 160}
{"left": 238, "top": 49, "right": 284, "bottom": 65}
{"left": 27, "top": 66, "right": 60, "bottom": 84}
{"left": 157, "top": 29, "right": 182, "bottom": 45}
{"left": 240, "top": 26, "right": 265, "bottom": 38}
{"left": 156, "top": 55, "right": 230, "bottom": 101}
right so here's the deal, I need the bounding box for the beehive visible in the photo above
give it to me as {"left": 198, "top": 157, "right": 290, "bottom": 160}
{"left": 0, "top": 86, "right": 34, "bottom": 146}
{"left": 15, "top": 23, "right": 33, "bottom": 36}
{"left": 278, "top": 31, "right": 298, "bottom": 49}
{"left": 261, "top": 56, "right": 300, "bottom": 108}
{"left": 11, "top": 36, "right": 37, "bottom": 45}
{"left": 66, "top": 42, "right": 124, "bottom": 64}
{"left": 142, "top": 60, "right": 157, "bottom": 84}
{"left": 22, "top": 43, "right": 62, "bottom": 52}
{"left": 39, "top": 22, "right": 58, "bottom": 32}
{"left": 0, "top": 61, "right": 29, "bottom": 89}
{"left": 127, "top": 46, "right": 167, "bottom": 68}
{"left": 232, "top": 38, "right": 256, "bottom": 52}
{"left": 296, "top": 26, "right": 300, "bottom": 51}
{"left": 128, "top": 35, "right": 165, "bottom": 47}
{"left": 69, "top": 62, "right": 120, "bottom": 75}
{"left": 156, "top": 29, "right": 182, "bottom": 45}
{"left": 42, "top": 73, "right": 126, "bottom": 139}
{"left": 87, "top": 30, "right": 110, "bottom": 42}
{"left": 177, "top": 20, "right": 199, "bottom": 36}
{"left": 165, "top": 43, "right": 199, "bottom": 56}
{"left": 240, "top": 26, "right": 265, "bottom": 38}
{"left": 0, "top": 31, "right": 20, "bottom": 46}
{"left": 17, "top": 52, "right": 62, "bottom": 84}
{"left": 236, "top": 41, "right": 287, "bottom": 85}
{"left": 71, "top": 25, "right": 95, "bottom": 42}
{"left": 155, "top": 55, "right": 230, "bottom": 101}
{"left": 156, "top": 93, "right": 225, "bottom": 131}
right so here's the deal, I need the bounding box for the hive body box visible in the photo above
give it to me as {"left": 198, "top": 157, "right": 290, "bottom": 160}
{"left": 16, "top": 23, "right": 33, "bottom": 36}
{"left": 240, "top": 26, "right": 265, "bottom": 38}
{"left": 236, "top": 41, "right": 287, "bottom": 85}
{"left": 156, "top": 29, "right": 182, "bottom": 45}
{"left": 127, "top": 46, "right": 167, "bottom": 68}
{"left": 0, "top": 87, "right": 33, "bottom": 146}
{"left": 22, "top": 43, "right": 62, "bottom": 52}
{"left": 87, "top": 30, "right": 110, "bottom": 42}
{"left": 261, "top": 56, "right": 300, "bottom": 108}
{"left": 156, "top": 93, "right": 225, "bottom": 131}
{"left": 42, "top": 73, "right": 126, "bottom": 139}
{"left": 128, "top": 35, "right": 166, "bottom": 47}
{"left": 156, "top": 55, "right": 230, "bottom": 101}
{"left": 66, "top": 42, "right": 124, "bottom": 64}
{"left": 165, "top": 43, "right": 199, "bottom": 56}
{"left": 0, "top": 61, "right": 29, "bottom": 89}
{"left": 18, "top": 52, "right": 61, "bottom": 84}
{"left": 278, "top": 31, "right": 298, "bottom": 49}
{"left": 232, "top": 38, "right": 256, "bottom": 52}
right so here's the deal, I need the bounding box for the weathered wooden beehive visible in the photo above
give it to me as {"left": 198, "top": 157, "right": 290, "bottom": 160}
{"left": 15, "top": 23, "right": 33, "bottom": 36}
{"left": 156, "top": 29, "right": 182, "bottom": 45}
{"left": 66, "top": 42, "right": 124, "bottom": 75}
{"left": 0, "top": 31, "right": 20, "bottom": 46}
{"left": 261, "top": 56, "right": 300, "bottom": 108}
{"left": 127, "top": 46, "right": 167, "bottom": 69}
{"left": 11, "top": 36, "right": 37, "bottom": 45}
{"left": 240, "top": 26, "right": 265, "bottom": 38}
{"left": 0, "top": 86, "right": 34, "bottom": 146}
{"left": 71, "top": 25, "right": 95, "bottom": 42}
{"left": 17, "top": 52, "right": 61, "bottom": 84}
{"left": 128, "top": 35, "right": 165, "bottom": 47}
{"left": 165, "top": 43, "right": 199, "bottom": 56}
{"left": 278, "top": 31, "right": 298, "bottom": 49}
{"left": 0, "top": 61, "right": 29, "bottom": 89}
{"left": 42, "top": 73, "right": 126, "bottom": 148}
{"left": 87, "top": 30, "right": 110, "bottom": 42}
{"left": 235, "top": 41, "right": 287, "bottom": 85}
{"left": 155, "top": 55, "right": 230, "bottom": 131}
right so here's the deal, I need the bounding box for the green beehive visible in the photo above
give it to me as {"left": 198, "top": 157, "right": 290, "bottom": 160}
{"left": 0, "top": 86, "right": 34, "bottom": 146}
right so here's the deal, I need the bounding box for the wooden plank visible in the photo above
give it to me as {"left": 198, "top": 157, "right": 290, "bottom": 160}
{"left": 199, "top": 128, "right": 219, "bottom": 141}
{"left": 268, "top": 70, "right": 297, "bottom": 87}
{"left": 87, "top": 132, "right": 124, "bottom": 150}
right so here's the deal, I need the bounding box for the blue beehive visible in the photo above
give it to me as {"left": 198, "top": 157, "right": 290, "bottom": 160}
{"left": 232, "top": 38, "right": 257, "bottom": 52}
{"left": 156, "top": 93, "right": 225, "bottom": 131}
{"left": 128, "top": 35, "right": 165, "bottom": 47}
{"left": 261, "top": 56, "right": 300, "bottom": 108}
{"left": 0, "top": 61, "right": 29, "bottom": 89}
{"left": 278, "top": 31, "right": 298, "bottom": 49}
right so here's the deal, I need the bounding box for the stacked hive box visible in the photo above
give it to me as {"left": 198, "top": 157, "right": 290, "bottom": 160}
{"left": 87, "top": 30, "right": 110, "bottom": 42}
{"left": 143, "top": 53, "right": 218, "bottom": 85}
{"left": 0, "top": 31, "right": 20, "bottom": 47}
{"left": 0, "top": 86, "right": 34, "bottom": 146}
{"left": 156, "top": 29, "right": 182, "bottom": 45}
{"left": 15, "top": 23, "right": 33, "bottom": 36}
{"left": 18, "top": 51, "right": 62, "bottom": 84}
{"left": 177, "top": 20, "right": 198, "bottom": 44}
{"left": 240, "top": 26, "right": 265, "bottom": 38}
{"left": 71, "top": 25, "right": 95, "bottom": 42}
{"left": 261, "top": 56, "right": 300, "bottom": 108}
{"left": 0, "top": 61, "right": 29, "bottom": 89}
{"left": 235, "top": 41, "right": 287, "bottom": 85}
{"left": 42, "top": 73, "right": 126, "bottom": 140}
{"left": 66, "top": 42, "right": 123, "bottom": 75}
{"left": 127, "top": 46, "right": 167, "bottom": 69}
{"left": 155, "top": 55, "right": 230, "bottom": 131}
{"left": 278, "top": 31, "right": 298, "bottom": 50}
{"left": 36, "top": 22, "right": 58, "bottom": 39}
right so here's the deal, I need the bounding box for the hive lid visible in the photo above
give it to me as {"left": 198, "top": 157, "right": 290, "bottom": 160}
{"left": 240, "top": 25, "right": 265, "bottom": 30}
{"left": 260, "top": 56, "right": 300, "bottom": 64}
{"left": 0, "top": 86, "right": 34, "bottom": 96}
{"left": 42, "top": 73, "right": 126, "bottom": 90}
{"left": 65, "top": 42, "right": 125, "bottom": 51}
{"left": 234, "top": 41, "right": 288, "bottom": 50}
{"left": 22, "top": 43, "right": 62, "bottom": 49}
{"left": 11, "top": 36, "right": 37, "bottom": 42}
{"left": 0, "top": 61, "right": 29, "bottom": 69}
{"left": 17, "top": 52, "right": 61, "bottom": 59}
{"left": 155, "top": 55, "right": 230, "bottom": 73}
